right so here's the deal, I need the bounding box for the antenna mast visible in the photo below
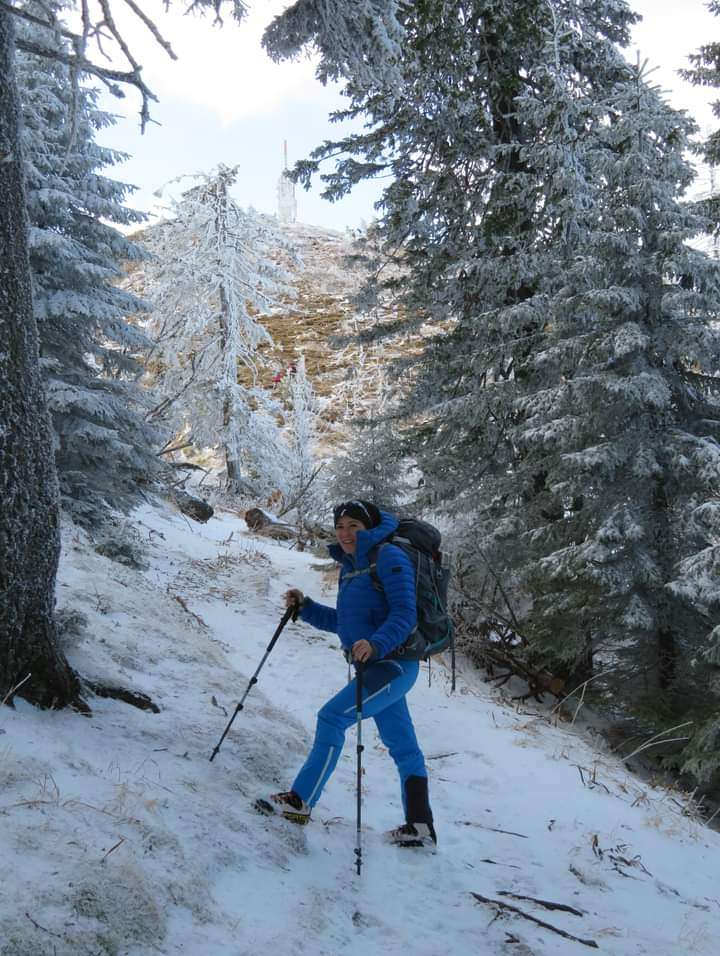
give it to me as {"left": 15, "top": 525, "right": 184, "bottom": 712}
{"left": 277, "top": 140, "right": 297, "bottom": 224}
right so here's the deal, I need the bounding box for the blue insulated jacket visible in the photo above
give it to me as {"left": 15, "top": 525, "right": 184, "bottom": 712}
{"left": 299, "top": 511, "right": 417, "bottom": 660}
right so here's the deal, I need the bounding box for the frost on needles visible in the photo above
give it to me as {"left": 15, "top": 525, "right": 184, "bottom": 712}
{"left": 129, "top": 165, "right": 318, "bottom": 503}
{"left": 17, "top": 5, "right": 158, "bottom": 524}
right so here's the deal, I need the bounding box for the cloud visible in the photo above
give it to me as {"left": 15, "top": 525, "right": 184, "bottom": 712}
{"left": 71, "top": 1, "right": 330, "bottom": 125}
{"left": 143, "top": 4, "right": 326, "bottom": 125}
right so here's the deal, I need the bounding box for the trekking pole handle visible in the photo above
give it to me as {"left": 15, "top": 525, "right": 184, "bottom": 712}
{"left": 209, "top": 605, "right": 296, "bottom": 762}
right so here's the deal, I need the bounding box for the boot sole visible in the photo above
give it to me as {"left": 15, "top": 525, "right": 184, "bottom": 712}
{"left": 254, "top": 798, "right": 311, "bottom": 825}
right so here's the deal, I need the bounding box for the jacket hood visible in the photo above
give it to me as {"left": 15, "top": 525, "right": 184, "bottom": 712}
{"left": 328, "top": 510, "right": 398, "bottom": 564}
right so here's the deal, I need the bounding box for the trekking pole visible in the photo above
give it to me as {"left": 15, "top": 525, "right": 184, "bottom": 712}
{"left": 354, "top": 661, "right": 364, "bottom": 876}
{"left": 451, "top": 631, "right": 456, "bottom": 693}
{"left": 209, "top": 604, "right": 296, "bottom": 762}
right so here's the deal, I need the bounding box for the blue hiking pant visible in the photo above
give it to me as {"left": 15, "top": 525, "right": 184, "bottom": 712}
{"left": 292, "top": 659, "right": 428, "bottom": 817}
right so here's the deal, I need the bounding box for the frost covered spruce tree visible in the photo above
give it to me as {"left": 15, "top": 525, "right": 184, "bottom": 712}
{"left": 137, "top": 166, "right": 294, "bottom": 495}
{"left": 0, "top": 7, "right": 83, "bottom": 707}
{"left": 469, "top": 62, "right": 720, "bottom": 752}
{"left": 265, "top": 0, "right": 720, "bottom": 777}
{"left": 17, "top": 7, "right": 157, "bottom": 524}
{"left": 505, "top": 64, "right": 720, "bottom": 785}
{"left": 0, "top": 0, "right": 245, "bottom": 709}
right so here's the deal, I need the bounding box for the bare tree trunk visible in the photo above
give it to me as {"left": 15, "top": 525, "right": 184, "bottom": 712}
{"left": 220, "top": 281, "right": 242, "bottom": 488}
{"left": 212, "top": 172, "right": 242, "bottom": 489}
{"left": 0, "top": 9, "right": 84, "bottom": 710}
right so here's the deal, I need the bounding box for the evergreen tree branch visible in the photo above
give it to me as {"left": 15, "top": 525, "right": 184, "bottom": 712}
{"left": 13, "top": 33, "right": 152, "bottom": 105}
{"left": 0, "top": 1, "right": 70, "bottom": 39}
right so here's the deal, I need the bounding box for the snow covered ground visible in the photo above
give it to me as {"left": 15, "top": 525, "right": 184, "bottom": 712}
{"left": 2, "top": 500, "right": 719, "bottom": 956}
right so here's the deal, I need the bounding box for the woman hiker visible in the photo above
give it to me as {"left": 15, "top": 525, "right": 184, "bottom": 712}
{"left": 260, "top": 499, "right": 436, "bottom": 848}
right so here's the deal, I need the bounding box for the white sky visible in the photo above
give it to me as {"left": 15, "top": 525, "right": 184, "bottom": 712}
{"left": 95, "top": 0, "right": 720, "bottom": 231}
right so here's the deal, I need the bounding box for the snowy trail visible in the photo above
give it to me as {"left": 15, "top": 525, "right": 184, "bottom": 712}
{"left": 2, "top": 501, "right": 719, "bottom": 956}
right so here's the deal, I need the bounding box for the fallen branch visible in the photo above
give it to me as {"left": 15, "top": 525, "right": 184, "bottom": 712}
{"left": 471, "top": 893, "right": 599, "bottom": 948}
{"left": 458, "top": 821, "right": 528, "bottom": 838}
{"left": 172, "top": 594, "right": 209, "bottom": 630}
{"left": 101, "top": 837, "right": 126, "bottom": 863}
{"left": 171, "top": 489, "right": 214, "bottom": 523}
{"left": 259, "top": 523, "right": 300, "bottom": 540}
{"left": 157, "top": 440, "right": 194, "bottom": 457}
{"left": 472, "top": 638, "right": 565, "bottom": 703}
{"left": 609, "top": 851, "right": 652, "bottom": 877}
{"left": 497, "top": 891, "right": 585, "bottom": 917}
{"left": 84, "top": 680, "right": 160, "bottom": 713}
{"left": 244, "top": 508, "right": 296, "bottom": 538}
{"left": 25, "top": 912, "right": 64, "bottom": 940}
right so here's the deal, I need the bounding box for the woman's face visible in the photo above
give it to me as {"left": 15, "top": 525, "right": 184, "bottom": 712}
{"left": 335, "top": 516, "right": 367, "bottom": 554}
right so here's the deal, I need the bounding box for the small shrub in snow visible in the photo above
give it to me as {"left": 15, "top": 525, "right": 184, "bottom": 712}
{"left": 93, "top": 530, "right": 147, "bottom": 569}
{"left": 0, "top": 929, "right": 55, "bottom": 956}
{"left": 70, "top": 863, "right": 166, "bottom": 952}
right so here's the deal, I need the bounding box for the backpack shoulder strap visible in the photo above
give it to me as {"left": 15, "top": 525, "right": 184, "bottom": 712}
{"left": 341, "top": 542, "right": 387, "bottom": 586}
{"left": 368, "top": 541, "right": 387, "bottom": 592}
{"left": 344, "top": 539, "right": 402, "bottom": 591}
{"left": 370, "top": 539, "right": 419, "bottom": 595}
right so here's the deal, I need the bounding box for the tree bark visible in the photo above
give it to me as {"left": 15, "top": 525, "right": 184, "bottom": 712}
{"left": 652, "top": 475, "right": 677, "bottom": 691}
{"left": 0, "top": 9, "right": 84, "bottom": 709}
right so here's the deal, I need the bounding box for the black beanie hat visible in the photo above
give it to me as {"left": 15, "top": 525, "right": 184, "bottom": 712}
{"left": 333, "top": 499, "right": 381, "bottom": 529}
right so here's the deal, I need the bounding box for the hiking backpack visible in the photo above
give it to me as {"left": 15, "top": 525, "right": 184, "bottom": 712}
{"left": 369, "top": 517, "right": 454, "bottom": 662}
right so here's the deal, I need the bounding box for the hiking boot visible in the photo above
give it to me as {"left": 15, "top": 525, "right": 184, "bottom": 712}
{"left": 256, "top": 790, "right": 311, "bottom": 825}
{"left": 384, "top": 822, "right": 437, "bottom": 848}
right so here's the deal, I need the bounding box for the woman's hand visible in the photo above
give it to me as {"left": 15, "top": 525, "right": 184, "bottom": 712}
{"left": 351, "top": 639, "right": 374, "bottom": 663}
{"left": 284, "top": 588, "right": 304, "bottom": 610}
